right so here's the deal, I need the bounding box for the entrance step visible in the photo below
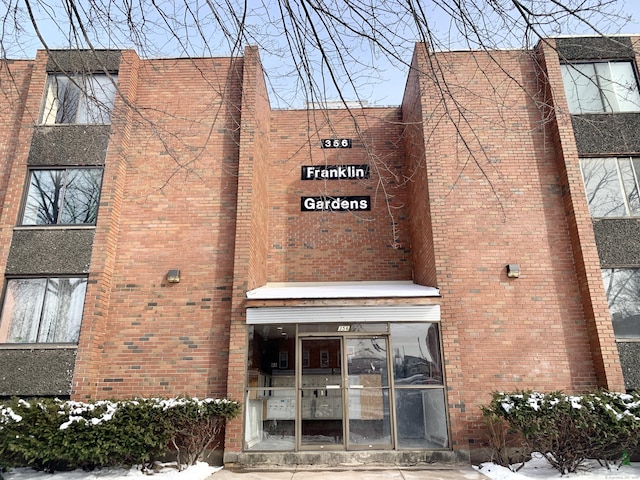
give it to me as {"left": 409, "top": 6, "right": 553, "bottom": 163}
{"left": 210, "top": 466, "right": 488, "bottom": 480}
{"left": 224, "top": 449, "right": 470, "bottom": 467}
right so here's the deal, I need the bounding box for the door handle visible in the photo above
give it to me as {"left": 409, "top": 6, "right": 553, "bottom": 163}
{"left": 326, "top": 385, "right": 340, "bottom": 389}
{"left": 350, "top": 385, "right": 364, "bottom": 389}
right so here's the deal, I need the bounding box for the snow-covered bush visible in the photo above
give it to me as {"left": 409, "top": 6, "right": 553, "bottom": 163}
{"left": 482, "top": 390, "right": 640, "bottom": 474}
{"left": 0, "top": 397, "right": 240, "bottom": 473}
{"left": 159, "top": 397, "right": 239, "bottom": 470}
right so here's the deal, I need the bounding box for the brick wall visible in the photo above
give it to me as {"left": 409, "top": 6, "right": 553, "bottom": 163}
{"left": 402, "top": 44, "right": 437, "bottom": 287}
{"left": 536, "top": 40, "right": 625, "bottom": 392}
{"left": 0, "top": 54, "right": 46, "bottom": 285}
{"left": 225, "top": 46, "right": 271, "bottom": 452}
{"left": 0, "top": 60, "right": 34, "bottom": 224}
{"left": 412, "top": 47, "right": 604, "bottom": 449}
{"left": 268, "top": 107, "right": 411, "bottom": 282}
{"left": 76, "top": 55, "right": 243, "bottom": 399}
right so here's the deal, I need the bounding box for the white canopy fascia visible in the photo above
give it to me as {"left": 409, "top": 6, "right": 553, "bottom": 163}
{"left": 246, "top": 281, "right": 439, "bottom": 300}
{"left": 245, "top": 281, "right": 441, "bottom": 325}
{"left": 246, "top": 304, "right": 441, "bottom": 324}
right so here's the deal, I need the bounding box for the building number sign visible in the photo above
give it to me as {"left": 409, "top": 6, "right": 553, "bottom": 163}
{"left": 321, "top": 138, "right": 352, "bottom": 148}
{"left": 299, "top": 137, "right": 364, "bottom": 211}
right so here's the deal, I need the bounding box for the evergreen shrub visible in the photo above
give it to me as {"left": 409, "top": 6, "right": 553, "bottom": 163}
{"left": 482, "top": 390, "right": 640, "bottom": 474}
{"left": 0, "top": 397, "right": 240, "bottom": 472}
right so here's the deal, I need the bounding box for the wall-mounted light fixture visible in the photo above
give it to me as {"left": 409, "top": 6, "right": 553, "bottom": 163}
{"left": 506, "top": 264, "right": 520, "bottom": 278}
{"left": 167, "top": 269, "right": 181, "bottom": 283}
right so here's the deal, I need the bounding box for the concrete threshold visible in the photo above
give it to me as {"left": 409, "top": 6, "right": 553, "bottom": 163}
{"left": 211, "top": 465, "right": 489, "bottom": 479}
{"left": 223, "top": 449, "right": 470, "bottom": 467}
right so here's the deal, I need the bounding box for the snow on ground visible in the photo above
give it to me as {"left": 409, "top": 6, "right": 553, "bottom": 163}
{"left": 3, "top": 463, "right": 221, "bottom": 480}
{"left": 4, "top": 455, "right": 640, "bottom": 480}
{"left": 475, "top": 453, "right": 640, "bottom": 480}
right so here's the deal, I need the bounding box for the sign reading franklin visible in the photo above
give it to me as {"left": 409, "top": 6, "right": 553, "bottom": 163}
{"left": 301, "top": 165, "right": 370, "bottom": 180}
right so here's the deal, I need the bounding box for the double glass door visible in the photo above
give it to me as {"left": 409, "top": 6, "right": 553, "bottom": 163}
{"left": 299, "top": 336, "right": 391, "bottom": 450}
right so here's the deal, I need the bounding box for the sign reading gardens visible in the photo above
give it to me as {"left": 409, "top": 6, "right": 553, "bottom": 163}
{"left": 300, "top": 139, "right": 371, "bottom": 212}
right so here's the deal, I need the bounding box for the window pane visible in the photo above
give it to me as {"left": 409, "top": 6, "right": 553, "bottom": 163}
{"left": 594, "top": 62, "right": 619, "bottom": 112}
{"left": 348, "top": 388, "right": 391, "bottom": 447}
{"left": 619, "top": 158, "right": 640, "bottom": 215}
{"left": 60, "top": 169, "right": 103, "bottom": 224}
{"left": 247, "top": 324, "right": 296, "bottom": 379}
{"left": 395, "top": 388, "right": 448, "bottom": 448}
{"left": 346, "top": 337, "right": 389, "bottom": 386}
{"left": 561, "top": 64, "right": 603, "bottom": 114}
{"left": 0, "top": 279, "right": 47, "bottom": 343}
{"left": 0, "top": 278, "right": 87, "bottom": 344}
{"left": 608, "top": 62, "right": 640, "bottom": 112}
{"left": 245, "top": 389, "right": 295, "bottom": 451}
{"left": 602, "top": 269, "right": 640, "bottom": 338}
{"left": 631, "top": 159, "right": 640, "bottom": 215}
{"left": 38, "top": 278, "right": 87, "bottom": 343}
{"left": 22, "top": 170, "right": 65, "bottom": 225}
{"left": 391, "top": 323, "right": 443, "bottom": 385}
{"left": 50, "top": 75, "right": 81, "bottom": 124}
{"left": 561, "top": 62, "right": 640, "bottom": 114}
{"left": 41, "top": 74, "right": 116, "bottom": 125}
{"left": 22, "top": 169, "right": 103, "bottom": 225}
{"left": 580, "top": 158, "right": 627, "bottom": 217}
{"left": 76, "top": 75, "right": 117, "bottom": 124}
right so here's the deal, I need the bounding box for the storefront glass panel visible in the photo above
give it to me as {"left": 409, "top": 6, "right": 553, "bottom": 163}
{"left": 346, "top": 337, "right": 391, "bottom": 448}
{"left": 245, "top": 322, "right": 448, "bottom": 452}
{"left": 245, "top": 388, "right": 296, "bottom": 450}
{"left": 395, "top": 388, "right": 448, "bottom": 448}
{"left": 391, "top": 323, "right": 443, "bottom": 385}
{"left": 246, "top": 325, "right": 296, "bottom": 451}
{"left": 300, "top": 338, "right": 344, "bottom": 448}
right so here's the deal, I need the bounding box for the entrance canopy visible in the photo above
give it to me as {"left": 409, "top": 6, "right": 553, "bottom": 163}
{"left": 246, "top": 281, "right": 440, "bottom": 324}
{"left": 246, "top": 281, "right": 440, "bottom": 300}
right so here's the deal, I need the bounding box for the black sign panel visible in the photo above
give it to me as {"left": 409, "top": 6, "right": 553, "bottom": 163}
{"left": 301, "top": 196, "right": 371, "bottom": 212}
{"left": 321, "top": 139, "right": 352, "bottom": 148}
{"left": 301, "top": 164, "right": 370, "bottom": 180}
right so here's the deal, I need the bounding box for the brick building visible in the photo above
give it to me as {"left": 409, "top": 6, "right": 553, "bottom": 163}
{"left": 0, "top": 36, "right": 639, "bottom": 464}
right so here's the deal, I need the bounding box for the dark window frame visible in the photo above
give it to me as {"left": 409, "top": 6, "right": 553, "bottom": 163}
{"left": 40, "top": 73, "right": 117, "bottom": 125}
{"left": 602, "top": 268, "right": 640, "bottom": 339}
{"left": 580, "top": 156, "right": 640, "bottom": 218}
{"left": 0, "top": 276, "right": 88, "bottom": 344}
{"left": 560, "top": 60, "right": 640, "bottom": 114}
{"left": 20, "top": 167, "right": 104, "bottom": 226}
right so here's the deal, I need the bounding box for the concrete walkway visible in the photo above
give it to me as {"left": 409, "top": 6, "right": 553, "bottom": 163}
{"left": 210, "top": 466, "right": 489, "bottom": 479}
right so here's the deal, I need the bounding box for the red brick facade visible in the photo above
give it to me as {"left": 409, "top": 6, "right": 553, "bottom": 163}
{"left": 0, "top": 38, "right": 636, "bottom": 462}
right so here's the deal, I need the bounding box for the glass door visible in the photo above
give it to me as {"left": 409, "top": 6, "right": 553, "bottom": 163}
{"left": 345, "top": 337, "right": 392, "bottom": 449}
{"left": 299, "top": 337, "right": 344, "bottom": 449}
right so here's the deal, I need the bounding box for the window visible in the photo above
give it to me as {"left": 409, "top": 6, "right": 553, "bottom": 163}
{"left": 391, "top": 323, "right": 447, "bottom": 448}
{"left": 0, "top": 277, "right": 87, "bottom": 343}
{"left": 602, "top": 269, "right": 640, "bottom": 339}
{"left": 560, "top": 62, "right": 640, "bottom": 114}
{"left": 22, "top": 168, "right": 103, "bottom": 225}
{"left": 580, "top": 157, "right": 640, "bottom": 218}
{"left": 41, "top": 73, "right": 117, "bottom": 125}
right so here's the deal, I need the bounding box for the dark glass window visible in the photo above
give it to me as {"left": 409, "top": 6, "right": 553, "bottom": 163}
{"left": 22, "top": 168, "right": 103, "bottom": 225}
{"left": 602, "top": 269, "right": 640, "bottom": 338}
